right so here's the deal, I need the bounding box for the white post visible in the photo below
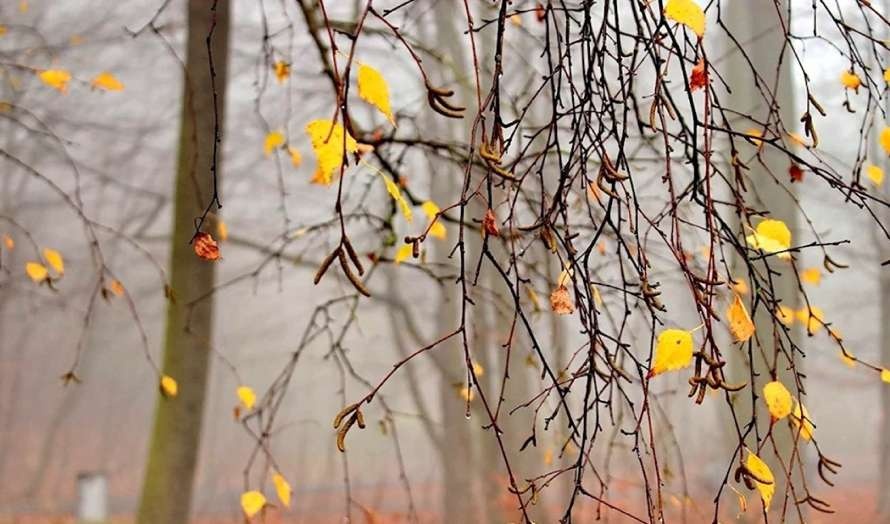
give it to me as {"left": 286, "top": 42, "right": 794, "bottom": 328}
{"left": 76, "top": 472, "right": 108, "bottom": 523}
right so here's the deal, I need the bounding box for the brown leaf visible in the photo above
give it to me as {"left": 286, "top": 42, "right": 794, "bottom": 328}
{"left": 193, "top": 232, "right": 221, "bottom": 261}
{"left": 789, "top": 164, "right": 804, "bottom": 183}
{"left": 550, "top": 285, "right": 574, "bottom": 315}
{"left": 690, "top": 59, "right": 708, "bottom": 91}
{"left": 483, "top": 208, "right": 500, "bottom": 237}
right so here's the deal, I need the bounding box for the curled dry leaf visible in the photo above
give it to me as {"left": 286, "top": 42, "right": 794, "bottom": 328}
{"left": 689, "top": 59, "right": 708, "bottom": 91}
{"left": 482, "top": 208, "right": 500, "bottom": 236}
{"left": 193, "top": 232, "right": 220, "bottom": 261}
{"left": 550, "top": 285, "right": 574, "bottom": 315}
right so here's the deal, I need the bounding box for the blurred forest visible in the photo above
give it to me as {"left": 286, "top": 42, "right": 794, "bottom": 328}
{"left": 1, "top": 0, "right": 889, "bottom": 523}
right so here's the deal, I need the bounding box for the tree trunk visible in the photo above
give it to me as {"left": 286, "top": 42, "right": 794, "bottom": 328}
{"left": 137, "top": 2, "right": 229, "bottom": 523}
{"left": 722, "top": 0, "right": 800, "bottom": 518}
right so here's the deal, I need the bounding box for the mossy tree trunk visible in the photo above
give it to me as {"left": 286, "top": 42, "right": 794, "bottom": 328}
{"left": 137, "top": 2, "right": 229, "bottom": 523}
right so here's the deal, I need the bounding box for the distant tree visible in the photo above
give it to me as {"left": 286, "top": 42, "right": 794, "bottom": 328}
{"left": 136, "top": 1, "right": 230, "bottom": 523}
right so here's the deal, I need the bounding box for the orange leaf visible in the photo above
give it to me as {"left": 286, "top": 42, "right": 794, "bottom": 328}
{"left": 193, "top": 232, "right": 221, "bottom": 261}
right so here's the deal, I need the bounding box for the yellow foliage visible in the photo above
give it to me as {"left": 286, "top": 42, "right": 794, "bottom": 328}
{"left": 273, "top": 473, "right": 292, "bottom": 508}
{"left": 840, "top": 351, "right": 856, "bottom": 368}
{"left": 274, "top": 61, "right": 290, "bottom": 84}
{"left": 43, "top": 248, "right": 64, "bottom": 275}
{"left": 472, "top": 362, "right": 484, "bottom": 377}
{"left": 3, "top": 234, "right": 13, "bottom": 250}
{"left": 306, "top": 119, "right": 358, "bottom": 180}
{"left": 160, "top": 375, "right": 178, "bottom": 398}
{"left": 795, "top": 306, "right": 824, "bottom": 335}
{"left": 25, "top": 262, "right": 48, "bottom": 282}
{"left": 727, "top": 294, "right": 754, "bottom": 342}
{"left": 762, "top": 381, "right": 792, "bottom": 420}
{"left": 840, "top": 70, "right": 861, "bottom": 90}
{"left": 885, "top": 68, "right": 890, "bottom": 83}
{"left": 240, "top": 490, "right": 266, "bottom": 518}
{"left": 866, "top": 164, "right": 885, "bottom": 187}
{"left": 394, "top": 243, "right": 412, "bottom": 264}
{"left": 216, "top": 220, "right": 228, "bottom": 242}
{"left": 649, "top": 329, "right": 694, "bottom": 377}
{"left": 799, "top": 267, "right": 821, "bottom": 285}
{"left": 91, "top": 72, "right": 124, "bottom": 91}
{"left": 39, "top": 69, "right": 71, "bottom": 93}
{"left": 264, "top": 130, "right": 285, "bottom": 157}
{"left": 380, "top": 173, "right": 412, "bottom": 222}
{"left": 664, "top": 0, "right": 705, "bottom": 37}
{"left": 288, "top": 146, "right": 302, "bottom": 168}
{"left": 880, "top": 128, "right": 890, "bottom": 155}
{"left": 776, "top": 305, "right": 795, "bottom": 326}
{"left": 237, "top": 386, "right": 256, "bottom": 410}
{"left": 357, "top": 63, "right": 395, "bottom": 125}
{"left": 790, "top": 400, "right": 814, "bottom": 441}
{"left": 746, "top": 450, "right": 774, "bottom": 510}
{"left": 745, "top": 219, "right": 791, "bottom": 260}
{"left": 422, "top": 201, "right": 446, "bottom": 239}
{"left": 731, "top": 278, "right": 748, "bottom": 295}
{"left": 881, "top": 369, "right": 890, "bottom": 383}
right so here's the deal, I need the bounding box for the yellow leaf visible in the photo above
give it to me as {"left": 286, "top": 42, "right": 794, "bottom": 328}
{"left": 273, "top": 473, "right": 292, "bottom": 508}
{"left": 881, "top": 369, "right": 890, "bottom": 383}
{"left": 380, "top": 173, "right": 412, "bottom": 222}
{"left": 799, "top": 267, "right": 821, "bottom": 285}
{"left": 840, "top": 70, "right": 861, "bottom": 91}
{"left": 240, "top": 490, "right": 266, "bottom": 518}
{"left": 39, "top": 69, "right": 71, "bottom": 93}
{"left": 3, "top": 234, "right": 14, "bottom": 250}
{"left": 795, "top": 306, "right": 824, "bottom": 335}
{"left": 237, "top": 386, "right": 256, "bottom": 410}
{"left": 429, "top": 221, "right": 447, "bottom": 240}
{"left": 866, "top": 164, "right": 885, "bottom": 187}
{"left": 543, "top": 447, "right": 554, "bottom": 466}
{"left": 43, "top": 248, "right": 64, "bottom": 275}
{"left": 664, "top": 0, "right": 705, "bottom": 37}
{"left": 727, "top": 294, "right": 755, "bottom": 342}
{"left": 762, "top": 381, "right": 792, "bottom": 420}
{"left": 526, "top": 286, "right": 541, "bottom": 311}
{"left": 357, "top": 63, "right": 395, "bottom": 126}
{"left": 472, "top": 362, "right": 484, "bottom": 377}
{"left": 91, "top": 72, "right": 123, "bottom": 91}
{"left": 745, "top": 219, "right": 791, "bottom": 260}
{"left": 25, "top": 262, "right": 48, "bottom": 282}
{"left": 264, "top": 130, "right": 285, "bottom": 157}
{"left": 108, "top": 279, "right": 125, "bottom": 297}
{"left": 649, "top": 329, "right": 694, "bottom": 377}
{"left": 745, "top": 450, "right": 774, "bottom": 510}
{"left": 839, "top": 351, "right": 856, "bottom": 368}
{"left": 885, "top": 68, "right": 890, "bottom": 84}
{"left": 745, "top": 128, "right": 764, "bottom": 147}
{"left": 591, "top": 284, "right": 603, "bottom": 306}
{"left": 880, "top": 127, "right": 890, "bottom": 155}
{"left": 0, "top": 26, "right": 7, "bottom": 37}
{"left": 274, "top": 61, "right": 290, "bottom": 84}
{"left": 288, "top": 146, "right": 302, "bottom": 168}
{"left": 394, "top": 243, "right": 412, "bottom": 264}
{"left": 776, "top": 305, "right": 794, "bottom": 326}
{"left": 790, "top": 400, "right": 814, "bottom": 441}
{"left": 422, "top": 201, "right": 446, "bottom": 239}
{"left": 306, "top": 119, "right": 358, "bottom": 180}
{"left": 216, "top": 220, "right": 228, "bottom": 241}
{"left": 458, "top": 385, "right": 474, "bottom": 401}
{"left": 160, "top": 375, "right": 178, "bottom": 398}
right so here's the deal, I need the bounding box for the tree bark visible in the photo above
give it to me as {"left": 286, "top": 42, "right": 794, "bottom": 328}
{"left": 137, "top": 2, "right": 229, "bottom": 523}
